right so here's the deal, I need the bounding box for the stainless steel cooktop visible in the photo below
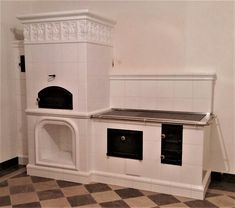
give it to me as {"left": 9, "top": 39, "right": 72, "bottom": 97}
{"left": 92, "top": 108, "right": 213, "bottom": 126}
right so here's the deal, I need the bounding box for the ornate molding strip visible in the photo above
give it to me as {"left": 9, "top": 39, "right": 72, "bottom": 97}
{"left": 18, "top": 10, "right": 115, "bottom": 46}
{"left": 23, "top": 19, "right": 113, "bottom": 46}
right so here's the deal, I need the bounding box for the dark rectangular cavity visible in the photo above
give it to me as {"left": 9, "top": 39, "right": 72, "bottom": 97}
{"left": 161, "top": 124, "right": 183, "bottom": 166}
{"left": 107, "top": 128, "right": 143, "bottom": 160}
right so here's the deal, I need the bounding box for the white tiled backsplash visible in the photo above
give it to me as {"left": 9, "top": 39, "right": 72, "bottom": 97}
{"left": 110, "top": 75, "right": 215, "bottom": 113}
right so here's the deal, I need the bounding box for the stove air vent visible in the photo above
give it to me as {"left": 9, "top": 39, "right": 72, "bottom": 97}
{"left": 37, "top": 86, "right": 73, "bottom": 110}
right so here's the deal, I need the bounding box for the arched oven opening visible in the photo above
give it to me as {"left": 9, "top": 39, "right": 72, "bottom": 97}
{"left": 37, "top": 86, "right": 73, "bottom": 110}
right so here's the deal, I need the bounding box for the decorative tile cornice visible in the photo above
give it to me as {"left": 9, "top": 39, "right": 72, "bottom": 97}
{"left": 17, "top": 10, "right": 115, "bottom": 46}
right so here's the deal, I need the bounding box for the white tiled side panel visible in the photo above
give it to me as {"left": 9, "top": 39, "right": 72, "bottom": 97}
{"left": 110, "top": 79, "right": 214, "bottom": 113}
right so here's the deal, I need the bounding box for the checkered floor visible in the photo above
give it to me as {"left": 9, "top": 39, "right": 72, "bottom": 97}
{"left": 1, "top": 168, "right": 235, "bottom": 207}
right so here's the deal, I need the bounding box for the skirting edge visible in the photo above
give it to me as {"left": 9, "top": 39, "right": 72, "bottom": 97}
{"left": 27, "top": 164, "right": 210, "bottom": 200}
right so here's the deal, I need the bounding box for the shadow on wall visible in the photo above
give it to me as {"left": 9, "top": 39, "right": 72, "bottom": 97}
{"left": 210, "top": 117, "right": 230, "bottom": 173}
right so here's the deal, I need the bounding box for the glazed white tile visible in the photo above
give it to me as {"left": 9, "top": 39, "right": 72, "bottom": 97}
{"left": 110, "top": 96, "right": 125, "bottom": 108}
{"left": 125, "top": 80, "right": 141, "bottom": 97}
{"left": 180, "top": 164, "right": 203, "bottom": 185}
{"left": 124, "top": 96, "right": 140, "bottom": 109}
{"left": 156, "top": 81, "right": 174, "bottom": 98}
{"left": 173, "top": 98, "right": 193, "bottom": 112}
{"left": 60, "top": 43, "right": 78, "bottom": 62}
{"left": 192, "top": 98, "right": 211, "bottom": 113}
{"left": 193, "top": 81, "right": 213, "bottom": 99}
{"left": 143, "top": 141, "right": 161, "bottom": 160}
{"left": 143, "top": 125, "right": 161, "bottom": 141}
{"left": 107, "top": 157, "right": 126, "bottom": 174}
{"left": 125, "top": 159, "right": 143, "bottom": 176}
{"left": 173, "top": 81, "right": 193, "bottom": 99}
{"left": 77, "top": 43, "right": 87, "bottom": 63}
{"left": 110, "top": 80, "right": 125, "bottom": 97}
{"left": 140, "top": 80, "right": 158, "bottom": 98}
{"left": 139, "top": 97, "right": 157, "bottom": 110}
{"left": 182, "top": 144, "right": 203, "bottom": 166}
{"left": 159, "top": 164, "right": 181, "bottom": 183}
{"left": 155, "top": 98, "right": 173, "bottom": 111}
{"left": 183, "top": 128, "right": 204, "bottom": 146}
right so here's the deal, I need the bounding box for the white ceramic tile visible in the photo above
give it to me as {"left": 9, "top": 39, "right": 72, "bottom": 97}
{"left": 110, "top": 80, "right": 125, "bottom": 97}
{"left": 124, "top": 96, "right": 140, "bottom": 109}
{"left": 182, "top": 144, "right": 203, "bottom": 166}
{"left": 159, "top": 164, "right": 181, "bottom": 183}
{"left": 110, "top": 96, "right": 124, "bottom": 108}
{"left": 140, "top": 80, "right": 158, "bottom": 98}
{"left": 193, "top": 81, "right": 213, "bottom": 99}
{"left": 156, "top": 81, "right": 174, "bottom": 98}
{"left": 60, "top": 43, "right": 78, "bottom": 62}
{"left": 180, "top": 164, "right": 203, "bottom": 185}
{"left": 173, "top": 98, "right": 193, "bottom": 112}
{"left": 173, "top": 81, "right": 193, "bottom": 98}
{"left": 139, "top": 97, "right": 157, "bottom": 110}
{"left": 125, "top": 80, "right": 141, "bottom": 97}
{"left": 144, "top": 125, "right": 161, "bottom": 141}
{"left": 183, "top": 128, "right": 204, "bottom": 145}
{"left": 193, "top": 98, "right": 211, "bottom": 113}
{"left": 125, "top": 159, "right": 143, "bottom": 176}
{"left": 155, "top": 98, "right": 173, "bottom": 111}
{"left": 142, "top": 160, "right": 160, "bottom": 179}
{"left": 143, "top": 141, "right": 161, "bottom": 160}
{"left": 77, "top": 43, "right": 87, "bottom": 63}
{"left": 107, "top": 157, "right": 126, "bottom": 174}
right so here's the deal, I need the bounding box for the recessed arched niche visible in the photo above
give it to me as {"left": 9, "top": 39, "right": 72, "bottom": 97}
{"left": 35, "top": 117, "right": 78, "bottom": 170}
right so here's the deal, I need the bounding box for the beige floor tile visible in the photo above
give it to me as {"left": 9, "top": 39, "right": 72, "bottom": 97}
{"left": 160, "top": 202, "right": 189, "bottom": 207}
{"left": 124, "top": 196, "right": 157, "bottom": 208}
{"left": 7, "top": 176, "right": 32, "bottom": 186}
{"left": 33, "top": 180, "right": 59, "bottom": 191}
{"left": 10, "top": 192, "right": 39, "bottom": 205}
{"left": 140, "top": 190, "right": 159, "bottom": 196}
{"left": 75, "top": 203, "right": 101, "bottom": 208}
{"left": 91, "top": 190, "right": 121, "bottom": 203}
{"left": 62, "top": 185, "right": 89, "bottom": 197}
{"left": 108, "top": 184, "right": 125, "bottom": 190}
{"left": 40, "top": 197, "right": 70, "bottom": 207}
{"left": 0, "top": 187, "right": 9, "bottom": 196}
{"left": 175, "top": 196, "right": 193, "bottom": 202}
{"left": 207, "top": 195, "right": 235, "bottom": 207}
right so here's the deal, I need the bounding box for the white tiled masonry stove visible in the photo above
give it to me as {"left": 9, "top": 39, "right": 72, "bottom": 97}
{"left": 17, "top": 10, "right": 216, "bottom": 200}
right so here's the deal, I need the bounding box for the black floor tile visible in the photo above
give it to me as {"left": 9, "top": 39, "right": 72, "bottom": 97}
{"left": 85, "top": 183, "right": 112, "bottom": 193}
{"left": 56, "top": 180, "right": 81, "bottom": 188}
{"left": 100, "top": 199, "right": 130, "bottom": 208}
{"left": 115, "top": 188, "right": 144, "bottom": 199}
{"left": 148, "top": 193, "right": 180, "bottom": 206}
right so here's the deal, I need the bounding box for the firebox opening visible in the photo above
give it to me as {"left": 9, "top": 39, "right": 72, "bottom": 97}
{"left": 38, "top": 86, "right": 73, "bottom": 110}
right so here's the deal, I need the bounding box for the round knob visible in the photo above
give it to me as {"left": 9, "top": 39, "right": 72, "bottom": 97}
{"left": 161, "top": 155, "right": 165, "bottom": 160}
{"left": 161, "top": 134, "right": 166, "bottom": 139}
{"left": 121, "top": 136, "right": 126, "bottom": 141}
